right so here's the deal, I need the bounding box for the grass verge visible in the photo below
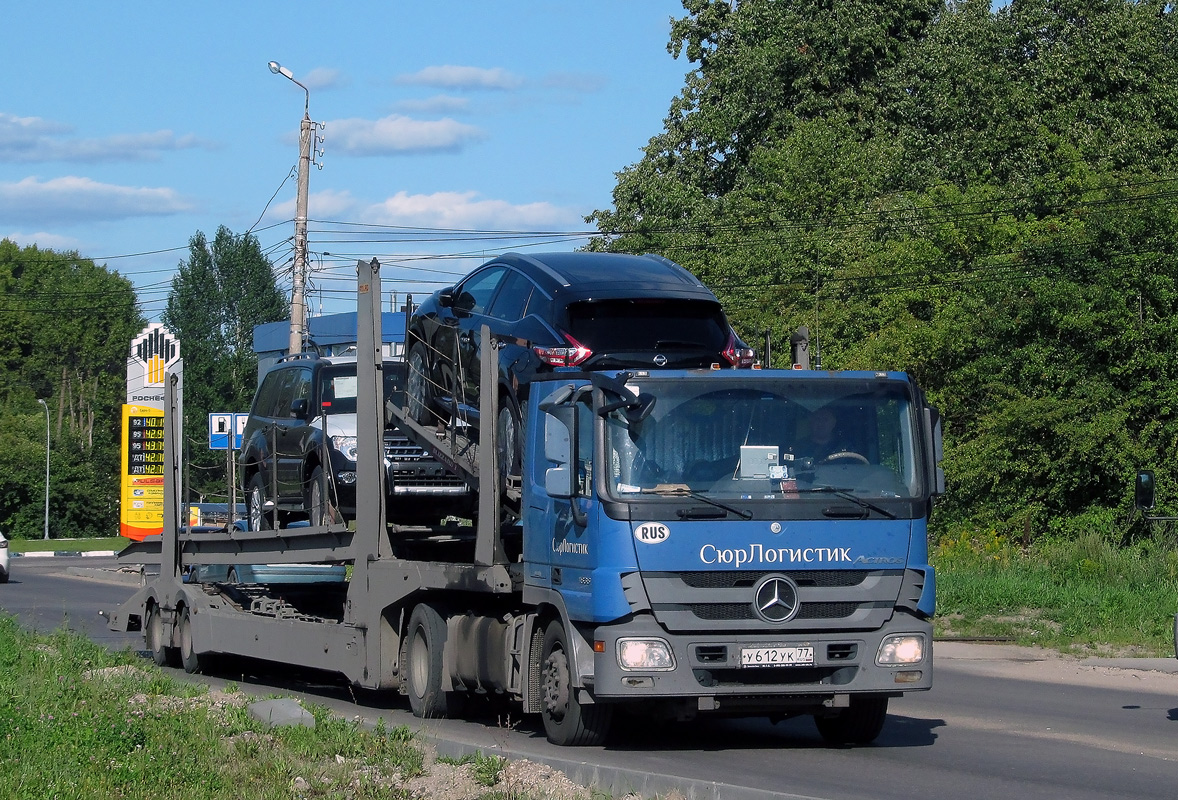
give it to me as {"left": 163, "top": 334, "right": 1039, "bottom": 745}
{"left": 10, "top": 538, "right": 125, "bottom": 554}
{"left": 0, "top": 615, "right": 536, "bottom": 800}
{"left": 933, "top": 530, "right": 1178, "bottom": 657}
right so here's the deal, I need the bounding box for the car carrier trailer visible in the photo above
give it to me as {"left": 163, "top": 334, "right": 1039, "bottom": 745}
{"left": 109, "top": 258, "right": 943, "bottom": 746}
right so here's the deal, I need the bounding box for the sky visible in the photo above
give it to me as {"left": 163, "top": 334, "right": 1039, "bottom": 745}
{"left": 1, "top": 1, "right": 692, "bottom": 322}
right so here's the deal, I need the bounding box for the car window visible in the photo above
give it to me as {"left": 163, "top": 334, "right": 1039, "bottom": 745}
{"left": 455, "top": 267, "right": 507, "bottom": 314}
{"left": 566, "top": 299, "right": 729, "bottom": 351}
{"left": 272, "top": 367, "right": 311, "bottom": 418}
{"left": 487, "top": 270, "right": 535, "bottom": 322}
{"left": 253, "top": 371, "right": 285, "bottom": 417}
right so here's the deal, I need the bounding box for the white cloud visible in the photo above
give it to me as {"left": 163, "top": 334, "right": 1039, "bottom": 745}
{"left": 301, "top": 67, "right": 346, "bottom": 91}
{"left": 0, "top": 112, "right": 213, "bottom": 163}
{"left": 395, "top": 65, "right": 524, "bottom": 91}
{"left": 0, "top": 176, "right": 193, "bottom": 224}
{"left": 392, "top": 95, "right": 471, "bottom": 114}
{"left": 361, "top": 190, "right": 574, "bottom": 230}
{"left": 542, "top": 72, "right": 608, "bottom": 93}
{"left": 3, "top": 230, "right": 83, "bottom": 251}
{"left": 327, "top": 115, "right": 485, "bottom": 155}
{"left": 269, "top": 189, "right": 359, "bottom": 222}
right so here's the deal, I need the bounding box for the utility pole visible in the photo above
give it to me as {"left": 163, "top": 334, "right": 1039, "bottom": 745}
{"left": 269, "top": 60, "right": 313, "bottom": 356}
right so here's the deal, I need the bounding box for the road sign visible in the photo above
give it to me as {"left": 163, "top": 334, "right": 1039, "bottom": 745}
{"left": 209, "top": 413, "right": 233, "bottom": 450}
{"left": 234, "top": 413, "right": 249, "bottom": 450}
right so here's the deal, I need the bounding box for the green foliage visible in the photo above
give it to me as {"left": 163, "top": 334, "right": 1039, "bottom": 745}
{"left": 0, "top": 240, "right": 144, "bottom": 538}
{"left": 0, "top": 615, "right": 427, "bottom": 800}
{"left": 592, "top": 0, "right": 1178, "bottom": 538}
{"left": 162, "top": 227, "right": 287, "bottom": 502}
{"left": 933, "top": 530, "right": 1178, "bottom": 654}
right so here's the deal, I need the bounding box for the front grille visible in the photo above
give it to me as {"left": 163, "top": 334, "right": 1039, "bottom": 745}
{"left": 690, "top": 602, "right": 862, "bottom": 622}
{"left": 679, "top": 570, "right": 867, "bottom": 589}
{"left": 391, "top": 469, "right": 467, "bottom": 489}
{"left": 384, "top": 436, "right": 428, "bottom": 462}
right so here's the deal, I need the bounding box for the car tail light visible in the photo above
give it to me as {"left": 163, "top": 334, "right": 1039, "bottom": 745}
{"left": 534, "top": 332, "right": 593, "bottom": 367}
{"left": 722, "top": 331, "right": 756, "bottom": 368}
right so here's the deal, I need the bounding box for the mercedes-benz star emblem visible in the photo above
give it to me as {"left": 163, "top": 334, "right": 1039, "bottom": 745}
{"left": 652, "top": 354, "right": 668, "bottom": 367}
{"left": 752, "top": 575, "right": 800, "bottom": 624}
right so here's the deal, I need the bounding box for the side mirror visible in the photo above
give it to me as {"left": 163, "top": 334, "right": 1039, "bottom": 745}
{"left": 438, "top": 287, "right": 455, "bottom": 308}
{"left": 1135, "top": 470, "right": 1156, "bottom": 511}
{"left": 290, "top": 398, "right": 309, "bottom": 419}
{"left": 545, "top": 466, "right": 574, "bottom": 499}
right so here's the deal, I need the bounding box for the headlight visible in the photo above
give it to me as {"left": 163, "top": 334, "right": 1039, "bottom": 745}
{"left": 616, "top": 638, "right": 675, "bottom": 671}
{"left": 876, "top": 634, "right": 926, "bottom": 665}
{"left": 331, "top": 436, "right": 358, "bottom": 462}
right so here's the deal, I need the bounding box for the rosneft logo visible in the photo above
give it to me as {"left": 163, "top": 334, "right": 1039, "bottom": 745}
{"left": 130, "top": 325, "right": 179, "bottom": 386}
{"left": 752, "top": 574, "right": 801, "bottom": 624}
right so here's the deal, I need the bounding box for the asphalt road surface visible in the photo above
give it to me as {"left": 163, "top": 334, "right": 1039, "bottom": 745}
{"left": 4, "top": 554, "right": 1178, "bottom": 799}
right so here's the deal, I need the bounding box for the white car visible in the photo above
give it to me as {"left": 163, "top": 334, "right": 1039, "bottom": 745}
{"left": 0, "top": 530, "right": 9, "bottom": 583}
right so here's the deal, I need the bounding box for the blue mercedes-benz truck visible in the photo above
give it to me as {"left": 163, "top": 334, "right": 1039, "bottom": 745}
{"left": 108, "top": 258, "right": 942, "bottom": 748}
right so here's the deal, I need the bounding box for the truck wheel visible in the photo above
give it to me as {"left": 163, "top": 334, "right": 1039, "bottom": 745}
{"left": 308, "top": 466, "right": 336, "bottom": 527}
{"left": 406, "top": 343, "right": 434, "bottom": 425}
{"left": 540, "top": 619, "right": 612, "bottom": 746}
{"left": 177, "top": 606, "right": 203, "bottom": 674}
{"left": 405, "top": 604, "right": 465, "bottom": 718}
{"left": 247, "top": 474, "right": 272, "bottom": 531}
{"left": 145, "top": 604, "right": 171, "bottom": 667}
{"left": 814, "top": 696, "right": 889, "bottom": 745}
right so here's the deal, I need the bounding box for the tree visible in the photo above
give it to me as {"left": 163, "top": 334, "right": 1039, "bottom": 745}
{"left": 0, "top": 239, "right": 144, "bottom": 538}
{"left": 162, "top": 227, "right": 288, "bottom": 502}
{"left": 591, "top": 0, "right": 1178, "bottom": 539}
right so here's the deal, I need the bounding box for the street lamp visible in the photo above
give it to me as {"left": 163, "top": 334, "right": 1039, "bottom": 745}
{"left": 268, "top": 60, "right": 312, "bottom": 356}
{"left": 36, "top": 399, "right": 49, "bottom": 540}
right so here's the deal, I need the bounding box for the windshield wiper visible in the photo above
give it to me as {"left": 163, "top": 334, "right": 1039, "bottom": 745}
{"left": 802, "top": 486, "right": 897, "bottom": 519}
{"left": 637, "top": 484, "right": 753, "bottom": 520}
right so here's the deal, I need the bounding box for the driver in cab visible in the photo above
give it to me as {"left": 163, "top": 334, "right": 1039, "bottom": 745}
{"left": 793, "top": 407, "right": 853, "bottom": 464}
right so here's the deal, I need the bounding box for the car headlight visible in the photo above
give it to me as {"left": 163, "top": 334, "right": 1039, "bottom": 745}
{"left": 876, "top": 634, "right": 926, "bottom": 665}
{"left": 616, "top": 638, "right": 676, "bottom": 671}
{"left": 331, "top": 436, "right": 358, "bottom": 462}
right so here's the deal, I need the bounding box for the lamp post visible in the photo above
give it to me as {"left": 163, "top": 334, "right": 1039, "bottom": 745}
{"left": 268, "top": 60, "right": 312, "bottom": 356}
{"left": 36, "top": 399, "right": 49, "bottom": 540}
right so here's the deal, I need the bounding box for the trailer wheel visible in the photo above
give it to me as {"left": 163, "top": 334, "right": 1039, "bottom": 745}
{"left": 247, "top": 474, "right": 272, "bottom": 531}
{"left": 177, "top": 606, "right": 203, "bottom": 674}
{"left": 405, "top": 604, "right": 465, "bottom": 718}
{"left": 540, "top": 619, "right": 612, "bottom": 746}
{"left": 814, "top": 696, "right": 889, "bottom": 745}
{"left": 145, "top": 604, "right": 172, "bottom": 667}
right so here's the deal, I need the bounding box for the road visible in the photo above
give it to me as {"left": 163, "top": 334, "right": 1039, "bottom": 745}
{"left": 3, "top": 554, "right": 1178, "bottom": 799}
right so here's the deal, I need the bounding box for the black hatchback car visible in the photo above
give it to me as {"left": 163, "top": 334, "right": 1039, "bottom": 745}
{"left": 238, "top": 354, "right": 472, "bottom": 530}
{"left": 405, "top": 251, "right": 753, "bottom": 475}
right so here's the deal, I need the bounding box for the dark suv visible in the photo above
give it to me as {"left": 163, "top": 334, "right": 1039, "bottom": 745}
{"left": 406, "top": 251, "right": 753, "bottom": 473}
{"left": 238, "top": 355, "right": 472, "bottom": 530}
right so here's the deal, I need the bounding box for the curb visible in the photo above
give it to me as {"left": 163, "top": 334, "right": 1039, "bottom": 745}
{"left": 12, "top": 550, "right": 117, "bottom": 558}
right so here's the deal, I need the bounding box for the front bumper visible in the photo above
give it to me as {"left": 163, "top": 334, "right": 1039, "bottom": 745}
{"left": 590, "top": 612, "right": 932, "bottom": 709}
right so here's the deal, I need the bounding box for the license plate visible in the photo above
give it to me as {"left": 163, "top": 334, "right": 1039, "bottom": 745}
{"left": 740, "top": 646, "right": 814, "bottom": 667}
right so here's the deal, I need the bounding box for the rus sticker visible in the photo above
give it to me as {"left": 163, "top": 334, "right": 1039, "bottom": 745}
{"left": 634, "top": 522, "right": 670, "bottom": 545}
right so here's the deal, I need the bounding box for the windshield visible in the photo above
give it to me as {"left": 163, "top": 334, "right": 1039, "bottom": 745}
{"left": 319, "top": 363, "right": 404, "bottom": 416}
{"left": 604, "top": 375, "right": 923, "bottom": 502}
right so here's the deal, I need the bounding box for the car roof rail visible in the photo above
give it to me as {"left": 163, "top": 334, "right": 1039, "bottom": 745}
{"left": 277, "top": 352, "right": 321, "bottom": 364}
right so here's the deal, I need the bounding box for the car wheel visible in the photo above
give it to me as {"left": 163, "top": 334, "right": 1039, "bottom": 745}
{"left": 406, "top": 343, "right": 434, "bottom": 425}
{"left": 308, "top": 466, "right": 336, "bottom": 527}
{"left": 496, "top": 393, "right": 522, "bottom": 481}
{"left": 226, "top": 567, "right": 240, "bottom": 584}
{"left": 247, "top": 473, "right": 272, "bottom": 531}
{"left": 405, "top": 603, "right": 465, "bottom": 719}
{"left": 540, "top": 618, "right": 612, "bottom": 746}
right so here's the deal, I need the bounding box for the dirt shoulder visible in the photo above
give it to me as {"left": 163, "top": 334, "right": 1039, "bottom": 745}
{"left": 935, "top": 639, "right": 1178, "bottom": 694}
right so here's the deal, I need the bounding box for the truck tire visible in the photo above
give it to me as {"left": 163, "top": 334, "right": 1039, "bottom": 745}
{"left": 405, "top": 604, "right": 465, "bottom": 719}
{"left": 406, "top": 343, "right": 434, "bottom": 425}
{"left": 145, "top": 604, "right": 172, "bottom": 667}
{"left": 247, "top": 473, "right": 272, "bottom": 531}
{"left": 814, "top": 696, "right": 889, "bottom": 745}
{"left": 540, "top": 619, "right": 612, "bottom": 746}
{"left": 177, "top": 605, "right": 203, "bottom": 674}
